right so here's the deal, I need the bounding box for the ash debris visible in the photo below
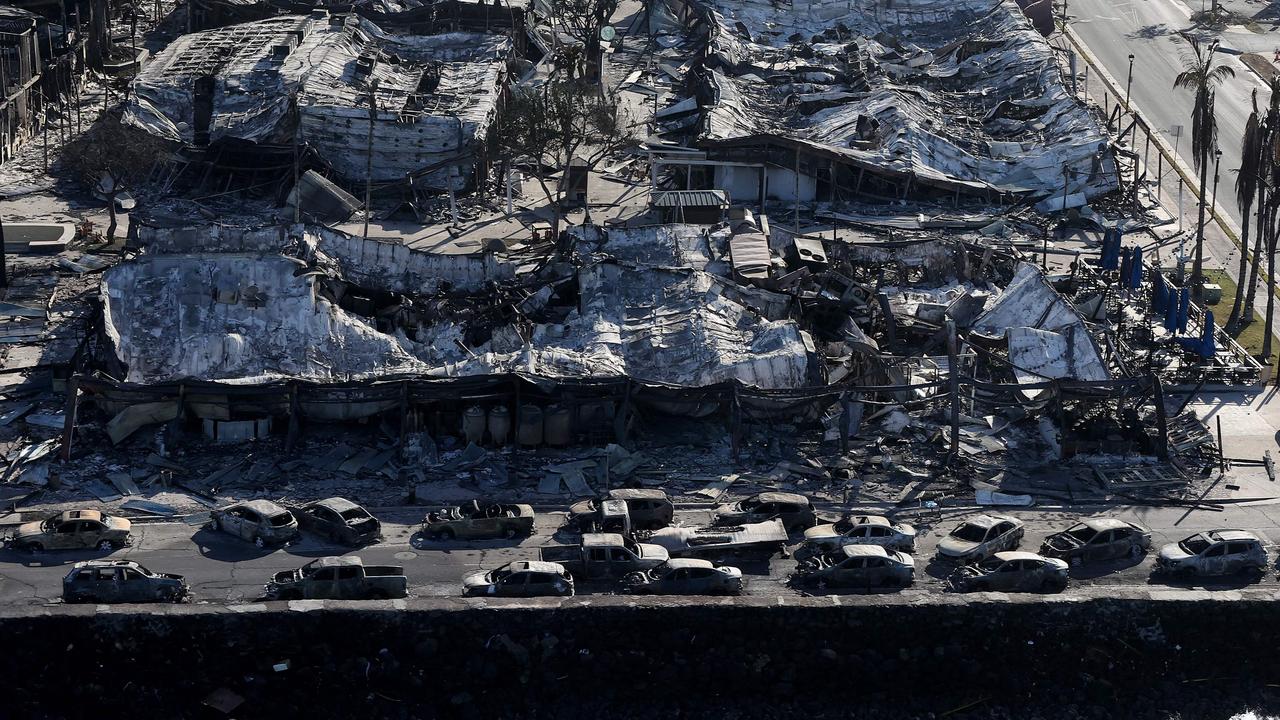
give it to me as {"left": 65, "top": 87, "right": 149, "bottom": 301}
{"left": 0, "top": 0, "right": 1260, "bottom": 525}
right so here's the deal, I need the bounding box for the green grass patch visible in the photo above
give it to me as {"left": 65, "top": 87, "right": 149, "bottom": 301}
{"left": 1201, "top": 268, "right": 1279, "bottom": 371}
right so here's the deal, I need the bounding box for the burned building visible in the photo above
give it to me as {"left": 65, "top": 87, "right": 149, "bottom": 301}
{"left": 125, "top": 12, "right": 510, "bottom": 191}
{"left": 650, "top": 0, "right": 1114, "bottom": 206}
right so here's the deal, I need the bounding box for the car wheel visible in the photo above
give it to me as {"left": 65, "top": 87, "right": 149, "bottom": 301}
{"left": 24, "top": 542, "right": 42, "bottom": 554}
{"left": 880, "top": 576, "right": 900, "bottom": 588}
{"left": 973, "top": 581, "right": 989, "bottom": 592}
{"left": 1174, "top": 566, "right": 1195, "bottom": 581}
{"left": 282, "top": 589, "right": 303, "bottom": 601}
{"left": 440, "top": 528, "right": 455, "bottom": 541}
{"left": 97, "top": 540, "right": 115, "bottom": 552}
{"left": 1041, "top": 578, "right": 1065, "bottom": 593}
{"left": 504, "top": 527, "right": 518, "bottom": 540}
{"left": 1129, "top": 544, "right": 1144, "bottom": 560}
{"left": 1069, "top": 555, "right": 1083, "bottom": 568}
{"left": 254, "top": 536, "right": 267, "bottom": 549}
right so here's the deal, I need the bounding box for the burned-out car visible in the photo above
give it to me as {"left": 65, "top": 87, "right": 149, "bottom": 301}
{"left": 10, "top": 509, "right": 132, "bottom": 552}
{"left": 462, "top": 560, "right": 575, "bottom": 598}
{"left": 935, "top": 514, "right": 1024, "bottom": 563}
{"left": 209, "top": 500, "right": 299, "bottom": 548}
{"left": 623, "top": 559, "right": 745, "bottom": 595}
{"left": 569, "top": 488, "right": 674, "bottom": 532}
{"left": 948, "top": 551, "right": 1068, "bottom": 593}
{"left": 794, "top": 545, "right": 915, "bottom": 589}
{"left": 798, "top": 514, "right": 917, "bottom": 559}
{"left": 1155, "top": 530, "right": 1268, "bottom": 578}
{"left": 423, "top": 500, "right": 535, "bottom": 540}
{"left": 62, "top": 561, "right": 189, "bottom": 603}
{"left": 265, "top": 556, "right": 407, "bottom": 600}
{"left": 1040, "top": 518, "right": 1151, "bottom": 565}
{"left": 714, "top": 492, "right": 816, "bottom": 531}
{"left": 295, "top": 497, "right": 381, "bottom": 545}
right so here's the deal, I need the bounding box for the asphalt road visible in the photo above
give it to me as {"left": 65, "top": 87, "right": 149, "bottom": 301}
{"left": 1067, "top": 0, "right": 1271, "bottom": 230}
{"left": 2, "top": 504, "right": 1279, "bottom": 605}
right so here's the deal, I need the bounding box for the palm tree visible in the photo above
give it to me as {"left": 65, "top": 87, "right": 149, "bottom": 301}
{"left": 1173, "top": 34, "right": 1235, "bottom": 297}
{"left": 1260, "top": 87, "right": 1280, "bottom": 360}
{"left": 1227, "top": 89, "right": 1261, "bottom": 332}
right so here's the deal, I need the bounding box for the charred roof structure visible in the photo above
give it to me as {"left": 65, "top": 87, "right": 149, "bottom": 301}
{"left": 125, "top": 13, "right": 509, "bottom": 190}
{"left": 657, "top": 0, "right": 1115, "bottom": 205}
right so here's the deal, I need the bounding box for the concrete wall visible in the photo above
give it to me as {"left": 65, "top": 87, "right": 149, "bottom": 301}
{"left": 4, "top": 594, "right": 1279, "bottom": 718}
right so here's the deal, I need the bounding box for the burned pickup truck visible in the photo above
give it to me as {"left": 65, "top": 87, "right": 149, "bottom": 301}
{"left": 637, "top": 520, "right": 788, "bottom": 561}
{"left": 539, "top": 533, "right": 669, "bottom": 580}
{"left": 264, "top": 556, "right": 408, "bottom": 600}
{"left": 423, "top": 500, "right": 535, "bottom": 540}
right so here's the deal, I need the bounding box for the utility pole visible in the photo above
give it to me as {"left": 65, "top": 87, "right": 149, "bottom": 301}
{"left": 363, "top": 78, "right": 379, "bottom": 240}
{"left": 291, "top": 92, "right": 301, "bottom": 224}
{"left": 0, "top": 201, "right": 9, "bottom": 288}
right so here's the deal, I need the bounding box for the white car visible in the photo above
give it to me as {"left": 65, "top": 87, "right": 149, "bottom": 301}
{"left": 1156, "top": 530, "right": 1268, "bottom": 578}
{"left": 935, "top": 514, "right": 1024, "bottom": 563}
{"left": 799, "top": 514, "right": 917, "bottom": 559}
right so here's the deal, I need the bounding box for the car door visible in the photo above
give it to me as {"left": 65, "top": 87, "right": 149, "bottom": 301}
{"left": 991, "top": 559, "right": 1021, "bottom": 590}
{"left": 119, "top": 567, "right": 153, "bottom": 602}
{"left": 1223, "top": 542, "right": 1252, "bottom": 573}
{"left": 608, "top": 547, "right": 635, "bottom": 578}
{"left": 686, "top": 566, "right": 719, "bottom": 593}
{"left": 532, "top": 572, "right": 568, "bottom": 597}
{"left": 1083, "top": 530, "right": 1115, "bottom": 562}
{"left": 79, "top": 520, "right": 107, "bottom": 549}
{"left": 498, "top": 572, "right": 530, "bottom": 597}
{"left": 866, "top": 526, "right": 893, "bottom": 548}
{"left": 307, "top": 567, "right": 340, "bottom": 598}
{"left": 834, "top": 557, "right": 866, "bottom": 586}
{"left": 1198, "top": 543, "right": 1226, "bottom": 575}
{"left": 50, "top": 517, "right": 81, "bottom": 545}
{"left": 334, "top": 565, "right": 363, "bottom": 599}
{"left": 863, "top": 556, "right": 888, "bottom": 585}
{"left": 749, "top": 502, "right": 774, "bottom": 523}
{"left": 660, "top": 567, "right": 688, "bottom": 593}
{"left": 585, "top": 547, "right": 609, "bottom": 580}
{"left": 220, "top": 509, "right": 245, "bottom": 539}
{"left": 992, "top": 523, "right": 1015, "bottom": 553}
{"left": 93, "top": 567, "right": 123, "bottom": 602}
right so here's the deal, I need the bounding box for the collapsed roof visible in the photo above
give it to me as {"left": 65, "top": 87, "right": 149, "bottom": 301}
{"left": 125, "top": 14, "right": 508, "bottom": 189}
{"left": 101, "top": 224, "right": 817, "bottom": 389}
{"left": 694, "top": 0, "right": 1115, "bottom": 199}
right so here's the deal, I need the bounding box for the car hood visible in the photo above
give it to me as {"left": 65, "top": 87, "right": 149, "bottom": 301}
{"left": 895, "top": 523, "right": 917, "bottom": 538}
{"left": 720, "top": 566, "right": 743, "bottom": 578}
{"left": 936, "top": 537, "right": 979, "bottom": 557}
{"left": 803, "top": 523, "right": 837, "bottom": 540}
{"left": 568, "top": 499, "right": 594, "bottom": 517}
{"left": 1045, "top": 558, "right": 1069, "bottom": 571}
{"left": 713, "top": 503, "right": 742, "bottom": 517}
{"left": 106, "top": 517, "right": 132, "bottom": 532}
{"left": 462, "top": 570, "right": 492, "bottom": 590}
{"left": 14, "top": 521, "right": 43, "bottom": 538}
{"left": 1159, "top": 544, "right": 1192, "bottom": 563}
{"left": 639, "top": 544, "right": 670, "bottom": 562}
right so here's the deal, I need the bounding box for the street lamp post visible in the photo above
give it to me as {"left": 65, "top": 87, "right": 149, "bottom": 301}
{"left": 1125, "top": 54, "right": 1135, "bottom": 111}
